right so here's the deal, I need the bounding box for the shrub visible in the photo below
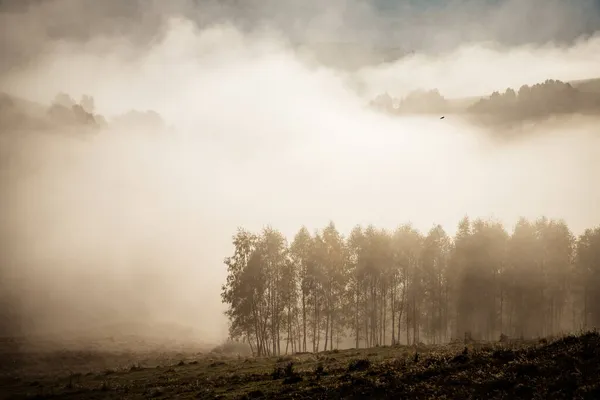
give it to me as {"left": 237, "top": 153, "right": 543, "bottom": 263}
{"left": 315, "top": 363, "right": 325, "bottom": 379}
{"left": 348, "top": 358, "right": 371, "bottom": 372}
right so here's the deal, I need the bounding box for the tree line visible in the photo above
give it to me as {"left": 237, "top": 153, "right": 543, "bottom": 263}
{"left": 370, "top": 89, "right": 450, "bottom": 114}
{"left": 221, "top": 217, "right": 600, "bottom": 356}
{"left": 0, "top": 92, "right": 165, "bottom": 134}
{"left": 468, "top": 79, "right": 600, "bottom": 118}
{"left": 369, "top": 78, "right": 600, "bottom": 120}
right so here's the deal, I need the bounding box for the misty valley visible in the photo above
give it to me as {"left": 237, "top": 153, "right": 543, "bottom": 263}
{"left": 2, "top": 1, "right": 600, "bottom": 399}
{"left": 2, "top": 82, "right": 600, "bottom": 400}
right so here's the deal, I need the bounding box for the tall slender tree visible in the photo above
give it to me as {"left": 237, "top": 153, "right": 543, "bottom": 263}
{"left": 222, "top": 218, "right": 600, "bottom": 354}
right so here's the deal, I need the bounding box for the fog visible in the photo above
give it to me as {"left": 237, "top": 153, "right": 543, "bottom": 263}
{"left": 0, "top": 0, "right": 599, "bottom": 349}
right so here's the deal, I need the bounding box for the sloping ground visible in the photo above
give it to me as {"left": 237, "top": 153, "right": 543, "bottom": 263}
{"left": 2, "top": 331, "right": 599, "bottom": 399}
{"left": 288, "top": 332, "right": 600, "bottom": 400}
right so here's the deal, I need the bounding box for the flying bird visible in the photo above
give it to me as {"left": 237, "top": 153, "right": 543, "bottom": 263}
{"left": 440, "top": 116, "right": 445, "bottom": 119}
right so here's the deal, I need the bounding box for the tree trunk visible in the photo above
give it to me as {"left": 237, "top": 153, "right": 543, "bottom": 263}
{"left": 366, "top": 284, "right": 370, "bottom": 347}
{"left": 286, "top": 309, "right": 292, "bottom": 354}
{"left": 247, "top": 333, "right": 255, "bottom": 356}
{"left": 406, "top": 305, "right": 411, "bottom": 345}
{"left": 584, "top": 285, "right": 588, "bottom": 329}
{"left": 372, "top": 282, "right": 377, "bottom": 347}
{"left": 330, "top": 311, "right": 334, "bottom": 350}
{"left": 312, "top": 294, "right": 318, "bottom": 352}
{"left": 324, "top": 308, "right": 330, "bottom": 351}
{"left": 302, "top": 293, "right": 307, "bottom": 352}
{"left": 413, "top": 298, "right": 417, "bottom": 344}
{"left": 499, "top": 286, "right": 504, "bottom": 337}
{"left": 397, "top": 301, "right": 403, "bottom": 345}
{"left": 382, "top": 290, "right": 386, "bottom": 345}
{"left": 391, "top": 285, "right": 396, "bottom": 345}
{"left": 355, "top": 284, "right": 360, "bottom": 348}
{"left": 277, "top": 327, "right": 281, "bottom": 356}
{"left": 398, "top": 284, "right": 406, "bottom": 345}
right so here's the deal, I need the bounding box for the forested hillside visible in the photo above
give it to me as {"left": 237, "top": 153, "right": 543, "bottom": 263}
{"left": 370, "top": 78, "right": 600, "bottom": 123}
{"left": 222, "top": 217, "right": 600, "bottom": 356}
{"left": 0, "top": 92, "right": 165, "bottom": 134}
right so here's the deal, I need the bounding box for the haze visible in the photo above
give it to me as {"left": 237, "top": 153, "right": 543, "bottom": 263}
{"left": 1, "top": 0, "right": 599, "bottom": 349}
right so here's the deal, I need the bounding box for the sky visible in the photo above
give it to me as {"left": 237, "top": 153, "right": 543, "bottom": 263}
{"left": 2, "top": 0, "right": 600, "bottom": 73}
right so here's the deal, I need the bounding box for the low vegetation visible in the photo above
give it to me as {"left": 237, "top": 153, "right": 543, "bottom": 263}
{"left": 2, "top": 331, "right": 599, "bottom": 399}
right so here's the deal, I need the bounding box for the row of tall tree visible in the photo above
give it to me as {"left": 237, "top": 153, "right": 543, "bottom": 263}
{"left": 221, "top": 217, "right": 600, "bottom": 356}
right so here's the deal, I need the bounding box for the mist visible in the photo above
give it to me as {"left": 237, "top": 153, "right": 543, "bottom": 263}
{"left": 1, "top": 0, "right": 600, "bottom": 349}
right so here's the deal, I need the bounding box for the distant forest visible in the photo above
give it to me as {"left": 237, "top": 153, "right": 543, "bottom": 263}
{"left": 3, "top": 78, "right": 600, "bottom": 135}
{"left": 222, "top": 218, "right": 600, "bottom": 356}
{"left": 0, "top": 92, "right": 165, "bottom": 133}
{"left": 370, "top": 78, "right": 600, "bottom": 123}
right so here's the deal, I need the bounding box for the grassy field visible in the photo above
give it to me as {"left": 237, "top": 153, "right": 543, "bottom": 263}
{"left": 1, "top": 332, "right": 600, "bottom": 399}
